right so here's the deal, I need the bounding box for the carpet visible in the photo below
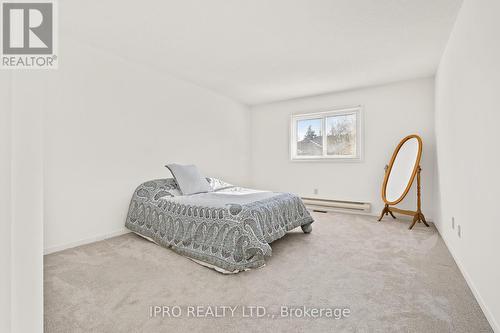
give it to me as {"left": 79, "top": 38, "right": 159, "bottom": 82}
{"left": 44, "top": 212, "right": 492, "bottom": 332}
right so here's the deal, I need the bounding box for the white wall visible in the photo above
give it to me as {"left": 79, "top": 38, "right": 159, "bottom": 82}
{"left": 250, "top": 78, "right": 436, "bottom": 219}
{"left": 0, "top": 72, "right": 45, "bottom": 333}
{"left": 42, "top": 37, "right": 251, "bottom": 252}
{"left": 435, "top": 0, "right": 500, "bottom": 330}
{"left": 10, "top": 73, "right": 45, "bottom": 333}
{"left": 0, "top": 73, "right": 12, "bottom": 333}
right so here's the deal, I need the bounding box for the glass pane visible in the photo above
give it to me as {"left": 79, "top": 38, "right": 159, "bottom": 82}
{"left": 327, "top": 113, "right": 356, "bottom": 156}
{"left": 296, "top": 118, "right": 323, "bottom": 156}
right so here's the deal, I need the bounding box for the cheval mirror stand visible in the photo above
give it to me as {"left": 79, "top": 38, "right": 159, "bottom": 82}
{"left": 378, "top": 134, "right": 429, "bottom": 230}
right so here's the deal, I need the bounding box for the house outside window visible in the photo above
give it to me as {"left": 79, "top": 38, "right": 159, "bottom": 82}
{"left": 290, "top": 106, "right": 363, "bottom": 161}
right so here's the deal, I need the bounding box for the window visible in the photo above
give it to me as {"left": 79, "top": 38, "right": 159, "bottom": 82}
{"left": 290, "top": 106, "right": 363, "bottom": 160}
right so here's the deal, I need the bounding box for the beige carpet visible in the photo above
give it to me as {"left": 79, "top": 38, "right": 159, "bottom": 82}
{"left": 44, "top": 212, "right": 492, "bottom": 333}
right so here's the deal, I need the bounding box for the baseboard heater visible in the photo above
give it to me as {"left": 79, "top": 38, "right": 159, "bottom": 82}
{"left": 301, "top": 197, "right": 371, "bottom": 213}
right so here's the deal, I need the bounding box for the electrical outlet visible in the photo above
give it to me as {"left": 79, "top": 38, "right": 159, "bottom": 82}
{"left": 313, "top": 188, "right": 318, "bottom": 195}
{"left": 452, "top": 217, "right": 455, "bottom": 229}
{"left": 457, "top": 225, "right": 461, "bottom": 238}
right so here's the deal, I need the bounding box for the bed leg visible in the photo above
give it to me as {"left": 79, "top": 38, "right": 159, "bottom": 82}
{"left": 301, "top": 223, "right": 312, "bottom": 234}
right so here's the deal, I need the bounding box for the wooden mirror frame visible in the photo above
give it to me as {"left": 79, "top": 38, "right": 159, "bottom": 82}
{"left": 378, "top": 134, "right": 428, "bottom": 230}
{"left": 382, "top": 134, "right": 422, "bottom": 205}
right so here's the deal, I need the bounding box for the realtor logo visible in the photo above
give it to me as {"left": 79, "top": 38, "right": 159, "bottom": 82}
{"left": 1, "top": 0, "right": 57, "bottom": 68}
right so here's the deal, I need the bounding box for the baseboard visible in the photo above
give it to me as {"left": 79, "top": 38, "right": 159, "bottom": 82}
{"left": 43, "top": 229, "right": 130, "bottom": 255}
{"left": 307, "top": 207, "right": 374, "bottom": 216}
{"left": 434, "top": 223, "right": 499, "bottom": 333}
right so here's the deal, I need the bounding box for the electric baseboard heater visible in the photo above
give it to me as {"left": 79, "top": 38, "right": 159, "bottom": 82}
{"left": 301, "top": 197, "right": 371, "bottom": 213}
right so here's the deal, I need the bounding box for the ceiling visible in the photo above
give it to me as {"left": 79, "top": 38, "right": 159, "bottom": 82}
{"left": 62, "top": 0, "right": 463, "bottom": 105}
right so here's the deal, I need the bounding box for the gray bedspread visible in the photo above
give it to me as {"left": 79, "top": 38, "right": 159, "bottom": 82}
{"left": 125, "top": 178, "right": 314, "bottom": 272}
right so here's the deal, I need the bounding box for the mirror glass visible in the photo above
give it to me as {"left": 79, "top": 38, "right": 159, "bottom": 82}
{"left": 385, "top": 137, "right": 421, "bottom": 203}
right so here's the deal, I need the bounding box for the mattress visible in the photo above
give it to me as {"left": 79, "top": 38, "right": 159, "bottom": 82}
{"left": 125, "top": 178, "right": 314, "bottom": 273}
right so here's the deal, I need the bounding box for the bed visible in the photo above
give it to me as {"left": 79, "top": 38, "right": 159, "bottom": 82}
{"left": 125, "top": 178, "right": 314, "bottom": 273}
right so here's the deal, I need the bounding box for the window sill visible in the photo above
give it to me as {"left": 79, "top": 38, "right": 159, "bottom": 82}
{"left": 290, "top": 156, "right": 363, "bottom": 163}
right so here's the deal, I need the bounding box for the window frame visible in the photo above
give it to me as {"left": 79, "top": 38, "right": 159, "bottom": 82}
{"left": 290, "top": 105, "right": 364, "bottom": 162}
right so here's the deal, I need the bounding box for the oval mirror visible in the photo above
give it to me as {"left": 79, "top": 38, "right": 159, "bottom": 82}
{"left": 382, "top": 135, "right": 422, "bottom": 205}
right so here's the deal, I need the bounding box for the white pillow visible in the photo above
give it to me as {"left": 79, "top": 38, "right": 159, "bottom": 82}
{"left": 206, "top": 177, "right": 234, "bottom": 191}
{"left": 165, "top": 164, "right": 212, "bottom": 195}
